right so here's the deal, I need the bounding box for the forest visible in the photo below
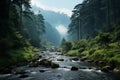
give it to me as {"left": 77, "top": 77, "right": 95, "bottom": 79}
{"left": 0, "top": 0, "right": 120, "bottom": 79}
{"left": 62, "top": 0, "right": 120, "bottom": 72}
{"left": 0, "top": 0, "right": 45, "bottom": 69}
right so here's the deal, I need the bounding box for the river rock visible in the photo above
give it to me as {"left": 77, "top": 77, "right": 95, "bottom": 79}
{"left": 39, "top": 55, "right": 42, "bottom": 58}
{"left": 51, "top": 62, "right": 59, "bottom": 68}
{"left": 101, "top": 66, "right": 112, "bottom": 72}
{"left": 19, "top": 74, "right": 29, "bottom": 78}
{"left": 80, "top": 57, "right": 87, "bottom": 61}
{"left": 94, "top": 60, "right": 99, "bottom": 64}
{"left": 79, "top": 67, "right": 87, "bottom": 69}
{"left": 57, "top": 58, "right": 64, "bottom": 61}
{"left": 86, "top": 60, "right": 94, "bottom": 63}
{"left": 15, "top": 70, "right": 27, "bottom": 75}
{"left": 72, "top": 57, "right": 79, "bottom": 61}
{"left": 0, "top": 68, "right": 12, "bottom": 74}
{"left": 39, "top": 69, "right": 47, "bottom": 73}
{"left": 28, "top": 61, "right": 40, "bottom": 67}
{"left": 98, "top": 61, "right": 105, "bottom": 65}
{"left": 71, "top": 66, "right": 79, "bottom": 71}
{"left": 39, "top": 59, "right": 52, "bottom": 67}
{"left": 113, "top": 67, "right": 120, "bottom": 73}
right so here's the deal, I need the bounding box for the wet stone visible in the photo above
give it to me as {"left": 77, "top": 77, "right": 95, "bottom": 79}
{"left": 71, "top": 66, "right": 79, "bottom": 71}
{"left": 19, "top": 74, "right": 29, "bottom": 78}
{"left": 57, "top": 58, "right": 64, "bottom": 61}
{"left": 71, "top": 57, "right": 79, "bottom": 61}
{"left": 39, "top": 69, "right": 48, "bottom": 73}
{"left": 51, "top": 62, "right": 59, "bottom": 68}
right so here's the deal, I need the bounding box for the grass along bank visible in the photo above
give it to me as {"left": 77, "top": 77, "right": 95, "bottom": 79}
{"left": 0, "top": 46, "right": 39, "bottom": 72}
{"left": 61, "top": 35, "right": 120, "bottom": 73}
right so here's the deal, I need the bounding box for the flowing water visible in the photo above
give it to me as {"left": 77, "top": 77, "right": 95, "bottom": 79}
{"left": 0, "top": 51, "right": 119, "bottom": 80}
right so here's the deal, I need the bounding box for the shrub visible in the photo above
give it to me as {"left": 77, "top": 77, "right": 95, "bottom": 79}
{"left": 62, "top": 42, "right": 72, "bottom": 53}
{"left": 89, "top": 48, "right": 96, "bottom": 55}
{"left": 0, "top": 38, "right": 13, "bottom": 57}
{"left": 67, "top": 50, "right": 79, "bottom": 56}
{"left": 78, "top": 48, "right": 85, "bottom": 53}
{"left": 72, "top": 39, "right": 88, "bottom": 50}
{"left": 96, "top": 32, "right": 112, "bottom": 47}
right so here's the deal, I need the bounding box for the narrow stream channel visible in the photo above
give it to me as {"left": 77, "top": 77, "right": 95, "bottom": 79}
{"left": 0, "top": 51, "right": 119, "bottom": 80}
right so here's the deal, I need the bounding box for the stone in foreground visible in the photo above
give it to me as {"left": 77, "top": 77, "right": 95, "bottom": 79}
{"left": 71, "top": 66, "right": 79, "bottom": 71}
{"left": 57, "top": 58, "right": 64, "bottom": 61}
{"left": 51, "top": 62, "right": 59, "bottom": 68}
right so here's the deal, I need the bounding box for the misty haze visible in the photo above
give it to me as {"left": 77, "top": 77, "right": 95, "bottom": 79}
{"left": 0, "top": 0, "right": 120, "bottom": 80}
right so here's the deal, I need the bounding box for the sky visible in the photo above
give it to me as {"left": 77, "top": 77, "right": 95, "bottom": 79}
{"left": 31, "top": 0, "right": 83, "bottom": 17}
{"left": 31, "top": 0, "right": 83, "bottom": 36}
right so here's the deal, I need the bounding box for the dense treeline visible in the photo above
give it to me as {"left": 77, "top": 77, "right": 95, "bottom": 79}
{"left": 62, "top": 0, "right": 120, "bottom": 71}
{"left": 68, "top": 0, "right": 120, "bottom": 40}
{"left": 0, "top": 0, "right": 45, "bottom": 68}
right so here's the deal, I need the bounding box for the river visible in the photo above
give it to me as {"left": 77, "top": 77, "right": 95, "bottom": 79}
{"left": 0, "top": 51, "right": 119, "bottom": 80}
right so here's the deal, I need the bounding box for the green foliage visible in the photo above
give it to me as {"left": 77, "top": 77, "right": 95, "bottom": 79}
{"left": 0, "top": 47, "right": 37, "bottom": 67}
{"left": 0, "top": 38, "right": 13, "bottom": 56}
{"left": 66, "top": 0, "right": 120, "bottom": 68}
{"left": 61, "top": 41, "right": 72, "bottom": 53}
{"left": 72, "top": 39, "right": 88, "bottom": 50}
{"left": 22, "top": 11, "right": 45, "bottom": 47}
{"left": 89, "top": 48, "right": 96, "bottom": 55}
{"left": 0, "top": 0, "right": 45, "bottom": 68}
{"left": 68, "top": 0, "right": 120, "bottom": 40}
{"left": 96, "top": 32, "right": 112, "bottom": 47}
{"left": 115, "top": 30, "right": 120, "bottom": 41}
{"left": 67, "top": 50, "right": 79, "bottom": 56}
{"left": 78, "top": 48, "right": 85, "bottom": 53}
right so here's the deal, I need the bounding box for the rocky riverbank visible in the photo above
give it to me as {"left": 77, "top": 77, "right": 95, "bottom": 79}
{"left": 79, "top": 56, "right": 120, "bottom": 74}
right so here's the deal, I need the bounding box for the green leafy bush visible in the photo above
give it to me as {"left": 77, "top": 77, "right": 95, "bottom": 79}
{"left": 96, "top": 32, "right": 112, "bottom": 47}
{"left": 72, "top": 39, "right": 88, "bottom": 50}
{"left": 62, "top": 41, "right": 72, "bottom": 53}
{"left": 67, "top": 50, "right": 79, "bottom": 56}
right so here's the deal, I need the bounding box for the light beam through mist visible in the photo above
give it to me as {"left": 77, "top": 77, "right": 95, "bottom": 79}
{"left": 56, "top": 25, "right": 68, "bottom": 35}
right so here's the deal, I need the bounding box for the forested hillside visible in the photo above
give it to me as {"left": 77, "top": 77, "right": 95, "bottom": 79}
{"left": 62, "top": 0, "right": 120, "bottom": 71}
{"left": 68, "top": 0, "right": 120, "bottom": 40}
{"left": 32, "top": 5, "right": 70, "bottom": 27}
{"left": 0, "top": 0, "right": 45, "bottom": 69}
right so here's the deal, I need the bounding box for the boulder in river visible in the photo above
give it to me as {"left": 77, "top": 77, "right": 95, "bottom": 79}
{"left": 39, "top": 59, "right": 52, "bottom": 67}
{"left": 51, "top": 62, "right": 59, "bottom": 68}
{"left": 113, "top": 67, "right": 120, "bottom": 74}
{"left": 15, "top": 70, "right": 27, "bottom": 75}
{"left": 80, "top": 57, "right": 87, "bottom": 61}
{"left": 57, "top": 58, "right": 64, "bottom": 61}
{"left": 72, "top": 57, "right": 79, "bottom": 61}
{"left": 39, "top": 69, "right": 48, "bottom": 73}
{"left": 28, "top": 61, "right": 40, "bottom": 67}
{"left": 93, "top": 60, "right": 99, "bottom": 64}
{"left": 101, "top": 66, "right": 112, "bottom": 72}
{"left": 86, "top": 60, "right": 94, "bottom": 63}
{"left": 71, "top": 66, "right": 79, "bottom": 71}
{"left": 98, "top": 61, "right": 105, "bottom": 65}
{"left": 0, "top": 68, "right": 12, "bottom": 74}
{"left": 39, "top": 55, "right": 42, "bottom": 58}
{"left": 19, "top": 74, "right": 29, "bottom": 78}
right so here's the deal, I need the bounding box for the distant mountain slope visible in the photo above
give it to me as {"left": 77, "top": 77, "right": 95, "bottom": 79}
{"left": 32, "top": 5, "right": 70, "bottom": 27}
{"left": 32, "top": 5, "right": 70, "bottom": 46}
{"left": 43, "top": 22, "right": 62, "bottom": 46}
